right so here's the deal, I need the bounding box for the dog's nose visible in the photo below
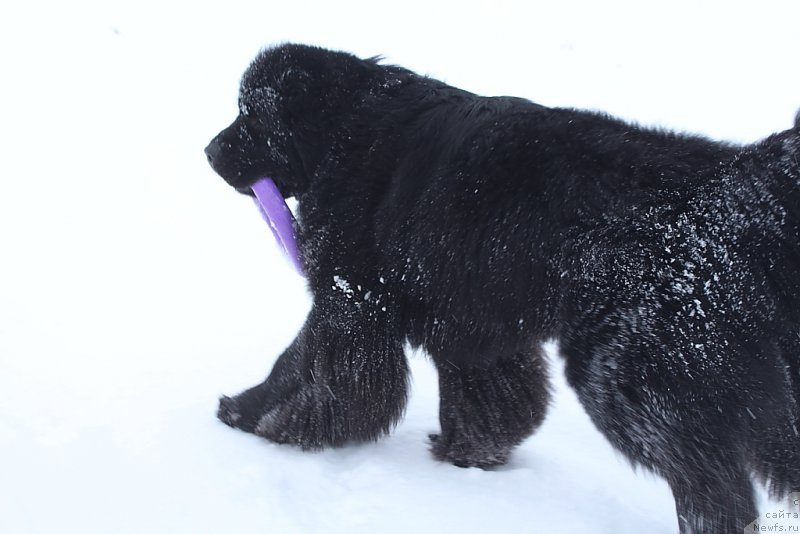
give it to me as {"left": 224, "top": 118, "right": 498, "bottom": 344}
{"left": 205, "top": 140, "right": 220, "bottom": 167}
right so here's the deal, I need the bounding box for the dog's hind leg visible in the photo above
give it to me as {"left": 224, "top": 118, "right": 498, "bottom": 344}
{"left": 666, "top": 454, "right": 757, "bottom": 534}
{"left": 561, "top": 328, "right": 759, "bottom": 534}
{"left": 217, "top": 293, "right": 409, "bottom": 449}
{"left": 748, "top": 334, "right": 800, "bottom": 501}
{"left": 428, "top": 338, "right": 550, "bottom": 468}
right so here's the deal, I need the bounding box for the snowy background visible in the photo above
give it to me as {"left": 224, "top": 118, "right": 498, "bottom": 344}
{"left": 1, "top": 1, "right": 799, "bottom": 532}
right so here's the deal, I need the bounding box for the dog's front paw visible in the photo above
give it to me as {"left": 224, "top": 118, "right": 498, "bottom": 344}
{"left": 216, "top": 391, "right": 275, "bottom": 433}
{"left": 217, "top": 395, "right": 243, "bottom": 427}
{"left": 253, "top": 385, "right": 337, "bottom": 450}
{"left": 429, "top": 432, "right": 510, "bottom": 469}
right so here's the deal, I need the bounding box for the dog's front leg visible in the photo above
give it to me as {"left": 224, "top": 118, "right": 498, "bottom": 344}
{"left": 218, "top": 292, "right": 409, "bottom": 449}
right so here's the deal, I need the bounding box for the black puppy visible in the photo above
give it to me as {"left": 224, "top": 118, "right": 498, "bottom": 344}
{"left": 206, "top": 44, "right": 800, "bottom": 533}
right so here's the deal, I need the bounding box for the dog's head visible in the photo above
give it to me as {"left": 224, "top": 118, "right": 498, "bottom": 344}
{"left": 205, "top": 43, "right": 384, "bottom": 198}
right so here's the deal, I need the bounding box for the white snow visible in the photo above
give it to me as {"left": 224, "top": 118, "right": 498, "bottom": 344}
{"left": 1, "top": 1, "right": 799, "bottom": 532}
{"left": 333, "top": 275, "right": 354, "bottom": 297}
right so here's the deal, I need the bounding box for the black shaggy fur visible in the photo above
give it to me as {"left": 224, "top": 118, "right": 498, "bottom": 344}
{"left": 206, "top": 44, "right": 800, "bottom": 532}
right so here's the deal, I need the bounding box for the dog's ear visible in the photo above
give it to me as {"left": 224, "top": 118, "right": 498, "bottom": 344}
{"left": 795, "top": 108, "right": 800, "bottom": 129}
{"left": 279, "top": 68, "right": 317, "bottom": 118}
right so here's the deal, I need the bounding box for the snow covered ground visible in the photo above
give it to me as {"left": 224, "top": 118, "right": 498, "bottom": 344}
{"left": 1, "top": 1, "right": 799, "bottom": 532}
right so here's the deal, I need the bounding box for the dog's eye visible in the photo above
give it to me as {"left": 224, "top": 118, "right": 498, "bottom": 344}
{"left": 240, "top": 101, "right": 259, "bottom": 122}
{"left": 239, "top": 104, "right": 259, "bottom": 129}
{"left": 244, "top": 113, "right": 262, "bottom": 131}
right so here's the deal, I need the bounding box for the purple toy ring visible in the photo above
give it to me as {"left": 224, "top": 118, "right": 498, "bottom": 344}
{"left": 251, "top": 177, "right": 304, "bottom": 275}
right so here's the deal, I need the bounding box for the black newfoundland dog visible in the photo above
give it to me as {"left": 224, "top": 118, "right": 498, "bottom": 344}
{"left": 206, "top": 43, "right": 800, "bottom": 532}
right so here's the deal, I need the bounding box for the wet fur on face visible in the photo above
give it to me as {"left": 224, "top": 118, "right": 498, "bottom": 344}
{"left": 207, "top": 43, "right": 800, "bottom": 533}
